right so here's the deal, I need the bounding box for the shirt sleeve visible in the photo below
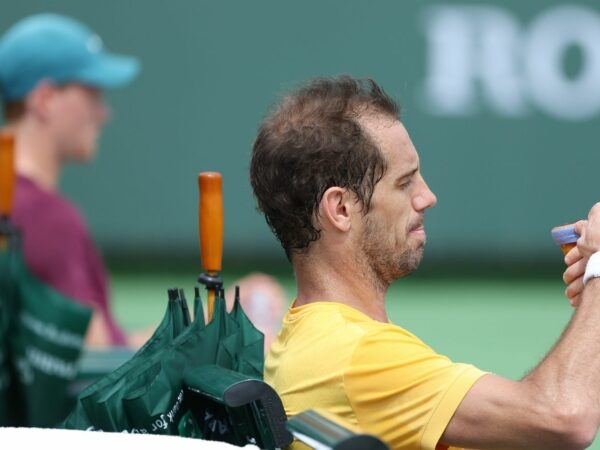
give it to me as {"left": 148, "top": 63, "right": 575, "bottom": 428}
{"left": 344, "top": 326, "right": 486, "bottom": 450}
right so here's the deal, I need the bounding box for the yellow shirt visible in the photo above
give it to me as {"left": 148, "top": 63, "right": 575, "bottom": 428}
{"left": 264, "top": 301, "right": 487, "bottom": 450}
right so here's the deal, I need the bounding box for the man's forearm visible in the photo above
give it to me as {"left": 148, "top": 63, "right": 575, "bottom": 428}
{"left": 523, "top": 278, "right": 600, "bottom": 441}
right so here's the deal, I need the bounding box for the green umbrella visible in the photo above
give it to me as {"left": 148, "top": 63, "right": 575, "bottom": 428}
{"left": 62, "top": 284, "right": 265, "bottom": 437}
{"left": 62, "top": 287, "right": 191, "bottom": 430}
{"left": 117, "top": 287, "right": 264, "bottom": 437}
{"left": 89, "top": 288, "right": 199, "bottom": 434}
{"left": 60, "top": 170, "right": 269, "bottom": 442}
{"left": 0, "top": 219, "right": 92, "bottom": 427}
{"left": 73, "top": 287, "right": 214, "bottom": 433}
{"left": 0, "top": 130, "right": 92, "bottom": 427}
{"left": 0, "top": 130, "right": 18, "bottom": 425}
{"left": 0, "top": 216, "right": 20, "bottom": 426}
{"left": 122, "top": 288, "right": 209, "bottom": 434}
{"left": 11, "top": 248, "right": 92, "bottom": 427}
{"left": 216, "top": 286, "right": 263, "bottom": 378}
{"left": 63, "top": 286, "right": 201, "bottom": 433}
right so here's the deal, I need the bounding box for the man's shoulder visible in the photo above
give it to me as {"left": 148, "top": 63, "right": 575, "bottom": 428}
{"left": 287, "top": 302, "right": 374, "bottom": 330}
{"left": 285, "top": 302, "right": 415, "bottom": 347}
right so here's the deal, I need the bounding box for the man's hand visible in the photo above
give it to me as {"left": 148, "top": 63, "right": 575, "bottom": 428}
{"left": 577, "top": 203, "right": 600, "bottom": 257}
{"left": 564, "top": 243, "right": 586, "bottom": 307}
{"left": 563, "top": 203, "right": 600, "bottom": 306}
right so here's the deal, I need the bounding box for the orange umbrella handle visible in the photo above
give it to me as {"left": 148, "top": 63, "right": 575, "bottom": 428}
{"left": 197, "top": 172, "right": 224, "bottom": 321}
{"left": 198, "top": 172, "right": 223, "bottom": 273}
{"left": 0, "top": 131, "right": 15, "bottom": 218}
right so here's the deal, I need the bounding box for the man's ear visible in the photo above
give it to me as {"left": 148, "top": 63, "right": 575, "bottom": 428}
{"left": 24, "top": 80, "right": 56, "bottom": 120}
{"left": 318, "top": 186, "right": 354, "bottom": 233}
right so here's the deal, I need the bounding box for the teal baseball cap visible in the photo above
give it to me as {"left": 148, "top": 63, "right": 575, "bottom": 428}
{"left": 0, "top": 13, "right": 140, "bottom": 101}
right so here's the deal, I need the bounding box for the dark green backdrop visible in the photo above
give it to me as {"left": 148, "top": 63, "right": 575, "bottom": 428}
{"left": 2, "top": 1, "right": 599, "bottom": 267}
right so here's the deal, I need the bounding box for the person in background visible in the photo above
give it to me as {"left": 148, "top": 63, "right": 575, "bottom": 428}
{"left": 225, "top": 272, "right": 287, "bottom": 353}
{"left": 0, "top": 13, "right": 142, "bottom": 348}
{"left": 250, "top": 74, "right": 600, "bottom": 449}
{"left": 0, "top": 13, "right": 286, "bottom": 351}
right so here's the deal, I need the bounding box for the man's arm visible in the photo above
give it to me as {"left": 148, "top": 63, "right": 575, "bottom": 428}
{"left": 441, "top": 204, "right": 600, "bottom": 450}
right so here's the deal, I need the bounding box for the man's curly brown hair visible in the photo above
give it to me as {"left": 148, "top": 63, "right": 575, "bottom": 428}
{"left": 250, "top": 75, "right": 400, "bottom": 260}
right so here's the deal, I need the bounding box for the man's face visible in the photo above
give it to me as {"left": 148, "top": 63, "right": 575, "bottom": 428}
{"left": 355, "top": 115, "right": 437, "bottom": 285}
{"left": 49, "top": 83, "right": 109, "bottom": 162}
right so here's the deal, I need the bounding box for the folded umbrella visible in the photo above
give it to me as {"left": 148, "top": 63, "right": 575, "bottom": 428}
{"left": 62, "top": 287, "right": 191, "bottom": 430}
{"left": 12, "top": 256, "right": 92, "bottom": 426}
{"left": 0, "top": 130, "right": 92, "bottom": 427}
{"left": 60, "top": 170, "right": 268, "bottom": 442}
{"left": 216, "top": 286, "right": 263, "bottom": 379}
{"left": 0, "top": 130, "right": 18, "bottom": 425}
{"left": 72, "top": 286, "right": 215, "bottom": 434}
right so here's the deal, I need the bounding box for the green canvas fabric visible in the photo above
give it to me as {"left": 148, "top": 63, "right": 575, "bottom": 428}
{"left": 0, "top": 233, "right": 92, "bottom": 427}
{"left": 220, "top": 292, "right": 264, "bottom": 378}
{"left": 56, "top": 268, "right": 269, "bottom": 448}
{"left": 0, "top": 228, "right": 20, "bottom": 426}
{"left": 62, "top": 287, "right": 191, "bottom": 430}
{"left": 82, "top": 291, "right": 217, "bottom": 434}
{"left": 62, "top": 286, "right": 264, "bottom": 439}
{"left": 181, "top": 290, "right": 265, "bottom": 444}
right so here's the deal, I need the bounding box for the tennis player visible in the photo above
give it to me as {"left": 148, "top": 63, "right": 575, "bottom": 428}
{"left": 250, "top": 75, "right": 600, "bottom": 450}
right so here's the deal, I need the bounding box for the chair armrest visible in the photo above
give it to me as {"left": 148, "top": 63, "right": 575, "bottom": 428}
{"left": 184, "top": 364, "right": 292, "bottom": 449}
{"left": 286, "top": 409, "right": 389, "bottom": 450}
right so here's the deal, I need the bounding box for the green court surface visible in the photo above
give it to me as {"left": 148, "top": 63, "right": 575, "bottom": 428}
{"left": 109, "top": 266, "right": 595, "bottom": 446}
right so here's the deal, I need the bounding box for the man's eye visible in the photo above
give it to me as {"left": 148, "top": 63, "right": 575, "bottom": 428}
{"left": 399, "top": 179, "right": 413, "bottom": 190}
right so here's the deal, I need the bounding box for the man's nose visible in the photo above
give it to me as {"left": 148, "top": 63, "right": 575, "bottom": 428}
{"left": 413, "top": 177, "right": 437, "bottom": 211}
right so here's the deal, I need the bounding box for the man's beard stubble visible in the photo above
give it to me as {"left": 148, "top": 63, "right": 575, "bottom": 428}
{"left": 359, "top": 215, "right": 424, "bottom": 291}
